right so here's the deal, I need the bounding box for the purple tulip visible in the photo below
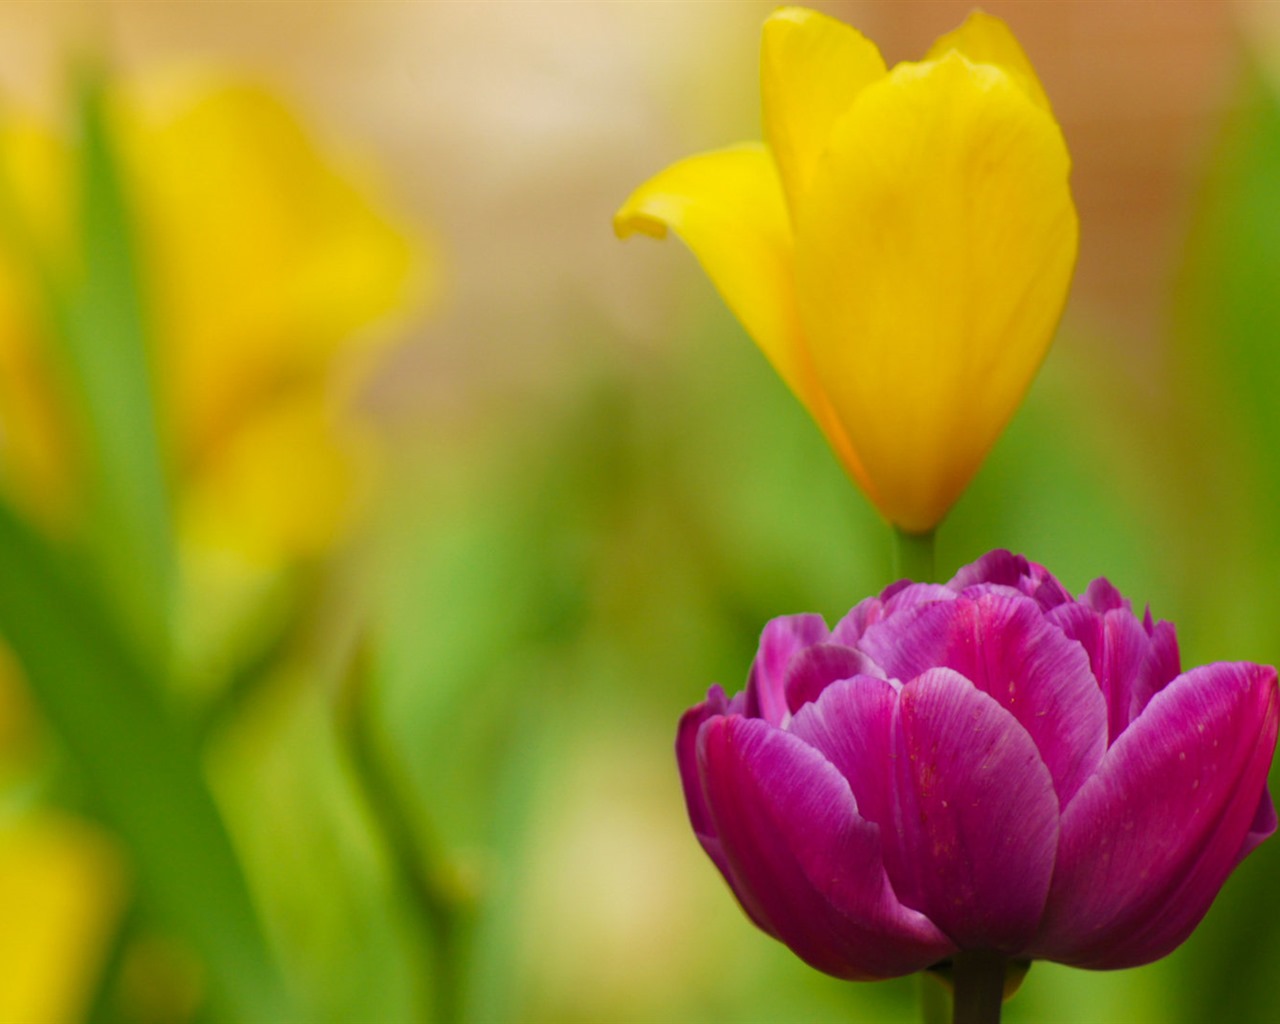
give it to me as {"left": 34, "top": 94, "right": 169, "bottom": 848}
{"left": 677, "top": 551, "right": 1278, "bottom": 979}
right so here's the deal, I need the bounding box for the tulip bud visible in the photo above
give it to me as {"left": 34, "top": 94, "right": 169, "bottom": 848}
{"left": 617, "top": 8, "right": 1077, "bottom": 533}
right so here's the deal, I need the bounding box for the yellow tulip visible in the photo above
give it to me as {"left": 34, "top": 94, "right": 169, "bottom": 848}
{"left": 616, "top": 8, "right": 1077, "bottom": 533}
{"left": 0, "top": 71, "right": 422, "bottom": 567}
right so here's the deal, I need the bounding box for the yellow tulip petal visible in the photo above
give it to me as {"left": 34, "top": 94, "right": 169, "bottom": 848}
{"left": 615, "top": 144, "right": 878, "bottom": 497}
{"left": 614, "top": 143, "right": 809, "bottom": 397}
{"left": 761, "top": 7, "right": 886, "bottom": 207}
{"left": 926, "top": 11, "right": 1051, "bottom": 114}
{"left": 796, "top": 53, "right": 1077, "bottom": 532}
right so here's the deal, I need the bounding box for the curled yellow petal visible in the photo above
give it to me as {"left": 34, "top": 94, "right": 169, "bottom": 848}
{"left": 926, "top": 11, "right": 1051, "bottom": 114}
{"left": 614, "top": 144, "right": 807, "bottom": 397}
{"left": 761, "top": 7, "right": 886, "bottom": 207}
{"left": 615, "top": 144, "right": 878, "bottom": 497}
{"left": 796, "top": 53, "right": 1077, "bottom": 532}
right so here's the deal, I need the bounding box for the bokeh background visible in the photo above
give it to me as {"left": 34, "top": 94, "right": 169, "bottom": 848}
{"left": 0, "top": 1, "right": 1279, "bottom": 1021}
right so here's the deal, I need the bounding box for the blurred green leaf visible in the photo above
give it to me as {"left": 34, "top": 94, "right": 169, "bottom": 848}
{"left": 0, "top": 494, "right": 288, "bottom": 1023}
{"left": 668, "top": 305, "right": 887, "bottom": 618}
{"left": 1179, "top": 64, "right": 1280, "bottom": 502}
{"left": 55, "top": 64, "right": 174, "bottom": 665}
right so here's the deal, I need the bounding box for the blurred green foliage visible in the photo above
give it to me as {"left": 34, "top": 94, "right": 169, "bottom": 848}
{"left": 0, "top": 72, "right": 287, "bottom": 1022}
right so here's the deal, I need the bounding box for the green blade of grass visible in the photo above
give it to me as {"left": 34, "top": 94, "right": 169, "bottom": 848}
{"left": 0, "top": 494, "right": 290, "bottom": 1022}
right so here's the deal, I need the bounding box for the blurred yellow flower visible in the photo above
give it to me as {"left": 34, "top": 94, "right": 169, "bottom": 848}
{"left": 125, "top": 74, "right": 420, "bottom": 566}
{"left": 0, "top": 814, "right": 126, "bottom": 1024}
{"left": 616, "top": 8, "right": 1077, "bottom": 533}
{"left": 0, "top": 69, "right": 422, "bottom": 567}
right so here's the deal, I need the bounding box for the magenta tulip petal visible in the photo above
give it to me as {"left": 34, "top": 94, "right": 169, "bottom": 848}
{"left": 746, "top": 613, "right": 828, "bottom": 723}
{"left": 785, "top": 644, "right": 884, "bottom": 713}
{"left": 699, "top": 716, "right": 955, "bottom": 978}
{"left": 1033, "top": 662, "right": 1279, "bottom": 967}
{"left": 861, "top": 593, "right": 1106, "bottom": 803}
{"left": 948, "top": 550, "right": 1072, "bottom": 609}
{"left": 882, "top": 583, "right": 956, "bottom": 614}
{"left": 948, "top": 549, "right": 1031, "bottom": 590}
{"left": 1237, "top": 788, "right": 1278, "bottom": 864}
{"left": 830, "top": 595, "right": 885, "bottom": 646}
{"left": 789, "top": 675, "right": 900, "bottom": 842}
{"left": 1134, "top": 616, "right": 1181, "bottom": 712}
{"left": 888, "top": 668, "right": 1059, "bottom": 950}
{"left": 1082, "top": 578, "right": 1128, "bottom": 613}
{"left": 1048, "top": 603, "right": 1149, "bottom": 742}
{"left": 676, "top": 687, "right": 729, "bottom": 850}
{"left": 1125, "top": 617, "right": 1181, "bottom": 716}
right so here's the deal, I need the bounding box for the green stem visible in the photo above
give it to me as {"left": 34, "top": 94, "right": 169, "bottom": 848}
{"left": 950, "top": 951, "right": 1006, "bottom": 1024}
{"left": 338, "top": 648, "right": 468, "bottom": 1023}
{"left": 892, "top": 527, "right": 937, "bottom": 582}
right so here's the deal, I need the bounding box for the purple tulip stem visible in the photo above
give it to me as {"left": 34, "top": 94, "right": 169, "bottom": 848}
{"left": 950, "top": 951, "right": 1007, "bottom": 1024}
{"left": 892, "top": 526, "right": 937, "bottom": 583}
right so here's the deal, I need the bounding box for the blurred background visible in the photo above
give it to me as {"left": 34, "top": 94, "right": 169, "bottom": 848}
{"left": 0, "top": 0, "right": 1278, "bottom": 1021}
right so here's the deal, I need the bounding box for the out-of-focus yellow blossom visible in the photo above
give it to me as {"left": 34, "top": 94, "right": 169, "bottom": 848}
{"left": 616, "top": 8, "right": 1077, "bottom": 533}
{"left": 0, "top": 69, "right": 421, "bottom": 566}
{"left": 123, "top": 74, "right": 419, "bottom": 566}
{"left": 0, "top": 813, "right": 126, "bottom": 1024}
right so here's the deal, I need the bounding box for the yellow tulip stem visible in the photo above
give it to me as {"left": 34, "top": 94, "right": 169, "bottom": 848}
{"left": 892, "top": 526, "right": 937, "bottom": 583}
